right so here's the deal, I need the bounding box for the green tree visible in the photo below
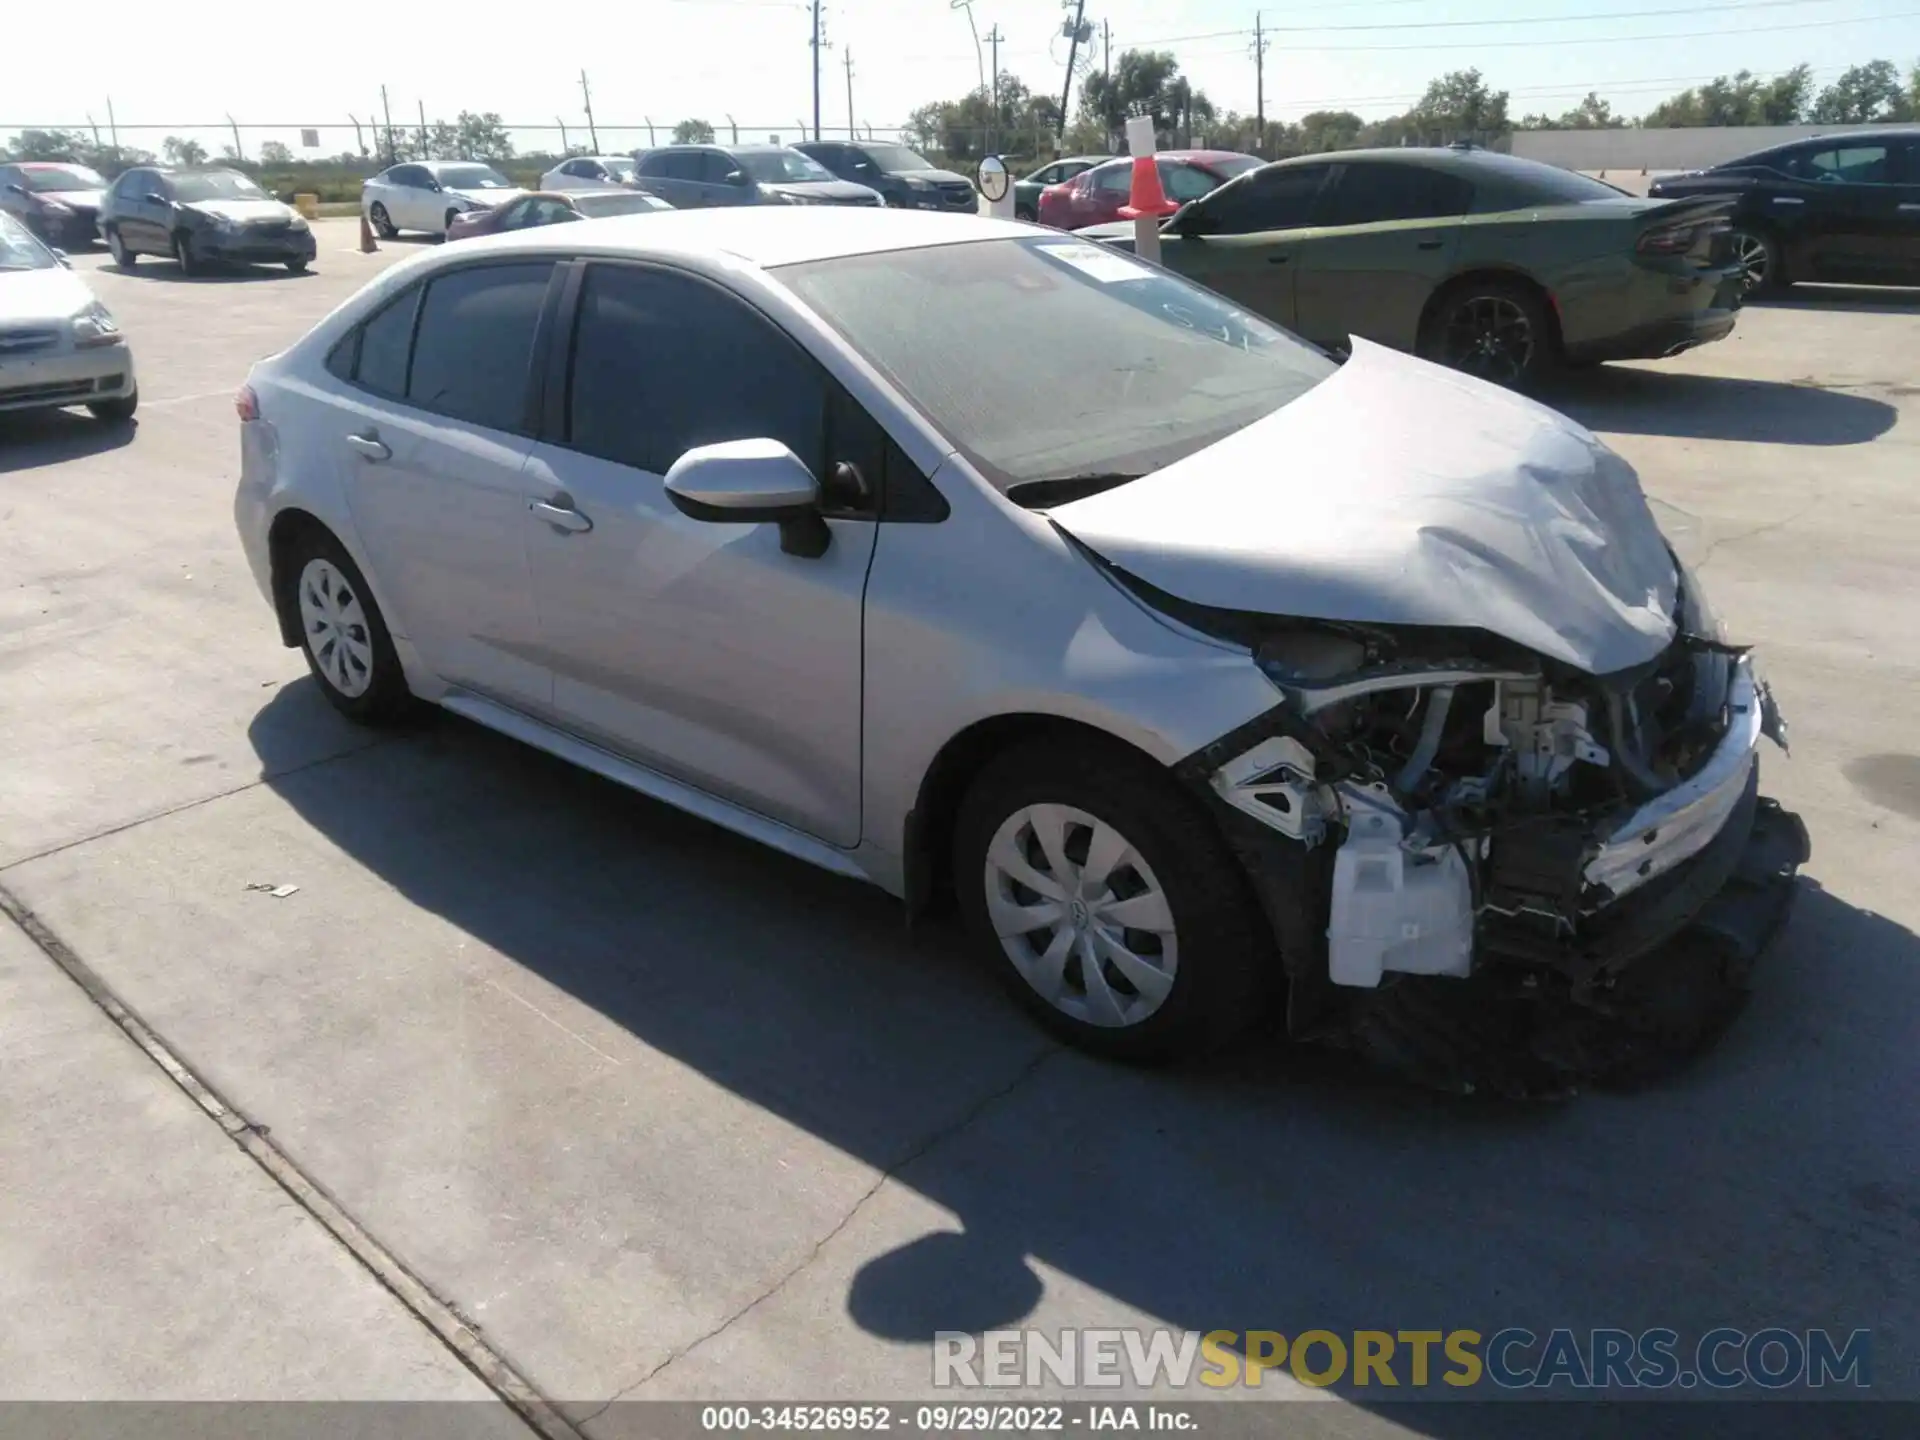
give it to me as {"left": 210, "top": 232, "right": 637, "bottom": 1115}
{"left": 3, "top": 128, "right": 88, "bottom": 161}
{"left": 258, "top": 140, "right": 294, "bottom": 166}
{"left": 1405, "top": 69, "right": 1510, "bottom": 142}
{"left": 1809, "top": 61, "right": 1906, "bottom": 123}
{"left": 1642, "top": 67, "right": 1810, "bottom": 127}
{"left": 163, "top": 136, "right": 209, "bottom": 166}
{"left": 1297, "top": 110, "right": 1365, "bottom": 152}
{"left": 673, "top": 119, "right": 716, "bottom": 144}
{"left": 453, "top": 112, "right": 513, "bottom": 160}
{"left": 1077, "top": 49, "right": 1185, "bottom": 143}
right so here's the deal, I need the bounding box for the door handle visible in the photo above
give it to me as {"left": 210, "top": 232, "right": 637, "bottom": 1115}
{"left": 344, "top": 432, "right": 390, "bottom": 462}
{"left": 1899, "top": 203, "right": 1920, "bottom": 213}
{"left": 1266, "top": 254, "right": 1291, "bottom": 265}
{"left": 529, "top": 498, "right": 593, "bottom": 534}
{"left": 1416, "top": 240, "right": 1444, "bottom": 251}
{"left": 1771, "top": 196, "right": 1805, "bottom": 206}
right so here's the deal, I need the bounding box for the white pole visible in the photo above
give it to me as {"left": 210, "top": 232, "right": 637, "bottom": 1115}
{"left": 1125, "top": 115, "right": 1161, "bottom": 265}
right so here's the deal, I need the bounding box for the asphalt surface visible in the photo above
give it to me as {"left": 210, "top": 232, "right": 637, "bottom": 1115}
{"left": 2, "top": 218, "right": 1916, "bottom": 1434}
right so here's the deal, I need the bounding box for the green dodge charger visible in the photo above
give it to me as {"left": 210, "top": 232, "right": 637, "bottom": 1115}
{"left": 1079, "top": 146, "right": 1746, "bottom": 386}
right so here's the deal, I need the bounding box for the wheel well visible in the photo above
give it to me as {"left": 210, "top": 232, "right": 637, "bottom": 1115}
{"left": 902, "top": 713, "right": 1170, "bottom": 920}
{"left": 266, "top": 508, "right": 334, "bottom": 648}
{"left": 1419, "top": 268, "right": 1566, "bottom": 360}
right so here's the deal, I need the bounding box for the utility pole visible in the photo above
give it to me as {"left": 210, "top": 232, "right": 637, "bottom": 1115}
{"left": 557, "top": 117, "right": 570, "bottom": 153}
{"left": 845, "top": 49, "right": 856, "bottom": 140}
{"left": 1102, "top": 19, "right": 1112, "bottom": 84}
{"left": 380, "top": 85, "right": 395, "bottom": 164}
{"left": 1058, "top": 0, "right": 1088, "bottom": 152}
{"left": 1251, "top": 11, "right": 1269, "bottom": 157}
{"left": 580, "top": 70, "right": 599, "bottom": 152}
{"left": 107, "top": 97, "right": 120, "bottom": 161}
{"left": 417, "top": 100, "right": 428, "bottom": 159}
{"left": 985, "top": 24, "right": 1003, "bottom": 155}
{"left": 809, "top": 0, "right": 829, "bottom": 142}
{"left": 228, "top": 113, "right": 244, "bottom": 162}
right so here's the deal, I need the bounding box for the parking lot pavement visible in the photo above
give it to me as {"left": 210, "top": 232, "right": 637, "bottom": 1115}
{"left": 1, "top": 234, "right": 1916, "bottom": 1433}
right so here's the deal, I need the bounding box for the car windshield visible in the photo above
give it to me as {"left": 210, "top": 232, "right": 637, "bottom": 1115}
{"left": 861, "top": 144, "right": 937, "bottom": 174}
{"left": 0, "top": 213, "right": 60, "bottom": 270}
{"left": 436, "top": 165, "right": 513, "bottom": 189}
{"left": 777, "top": 235, "right": 1335, "bottom": 496}
{"left": 172, "top": 170, "right": 269, "bottom": 202}
{"left": 25, "top": 166, "right": 107, "bottom": 192}
{"left": 738, "top": 150, "right": 834, "bottom": 183}
{"left": 573, "top": 191, "right": 668, "bottom": 217}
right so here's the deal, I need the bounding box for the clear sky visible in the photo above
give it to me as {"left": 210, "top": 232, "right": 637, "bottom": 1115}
{"left": 6, "top": 0, "right": 1919, "bottom": 155}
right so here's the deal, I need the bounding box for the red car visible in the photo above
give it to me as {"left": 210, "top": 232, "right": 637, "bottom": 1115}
{"left": 1036, "top": 150, "right": 1263, "bottom": 229}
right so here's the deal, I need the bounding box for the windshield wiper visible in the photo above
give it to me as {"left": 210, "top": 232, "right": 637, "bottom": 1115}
{"left": 1003, "top": 472, "right": 1146, "bottom": 508}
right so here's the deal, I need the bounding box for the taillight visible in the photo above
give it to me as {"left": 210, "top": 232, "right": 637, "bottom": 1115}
{"left": 1636, "top": 223, "right": 1697, "bottom": 255}
{"left": 235, "top": 384, "right": 259, "bottom": 422}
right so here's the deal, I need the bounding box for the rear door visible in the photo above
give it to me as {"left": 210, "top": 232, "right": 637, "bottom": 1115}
{"left": 1156, "top": 163, "right": 1332, "bottom": 328}
{"left": 329, "top": 260, "right": 559, "bottom": 710}
{"left": 1290, "top": 161, "right": 1472, "bottom": 351}
{"left": 634, "top": 151, "right": 689, "bottom": 206}
{"left": 1888, "top": 137, "right": 1920, "bottom": 282}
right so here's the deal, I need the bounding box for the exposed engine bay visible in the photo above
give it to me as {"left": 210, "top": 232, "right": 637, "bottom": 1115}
{"left": 1149, "top": 565, "right": 1810, "bottom": 1098}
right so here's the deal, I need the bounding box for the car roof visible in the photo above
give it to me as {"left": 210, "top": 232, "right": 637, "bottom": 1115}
{"left": 445, "top": 205, "right": 1027, "bottom": 269}
{"left": 1090, "top": 150, "right": 1253, "bottom": 170}
{"left": 1727, "top": 126, "right": 1920, "bottom": 159}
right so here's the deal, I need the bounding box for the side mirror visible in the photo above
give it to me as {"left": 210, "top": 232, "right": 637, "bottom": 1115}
{"left": 725, "top": 170, "right": 752, "bottom": 187}
{"left": 4, "top": 183, "right": 25, "bottom": 196}
{"left": 1174, "top": 206, "right": 1218, "bottom": 237}
{"left": 53, "top": 249, "right": 72, "bottom": 267}
{"left": 664, "top": 439, "right": 830, "bottom": 558}
{"left": 144, "top": 192, "right": 168, "bottom": 205}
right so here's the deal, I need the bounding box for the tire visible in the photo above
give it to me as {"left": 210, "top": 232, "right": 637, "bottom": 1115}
{"left": 87, "top": 390, "right": 138, "bottom": 423}
{"left": 174, "top": 230, "right": 202, "bottom": 277}
{"left": 1418, "top": 278, "right": 1554, "bottom": 389}
{"left": 1016, "top": 205, "right": 1037, "bottom": 223}
{"left": 443, "top": 208, "right": 461, "bottom": 236}
{"left": 1727, "top": 224, "right": 1787, "bottom": 294}
{"left": 281, "top": 529, "right": 414, "bottom": 725}
{"left": 106, "top": 226, "right": 137, "bottom": 268}
{"left": 369, "top": 202, "right": 398, "bottom": 239}
{"left": 285, "top": 257, "right": 309, "bottom": 273}
{"left": 953, "top": 738, "right": 1276, "bottom": 1062}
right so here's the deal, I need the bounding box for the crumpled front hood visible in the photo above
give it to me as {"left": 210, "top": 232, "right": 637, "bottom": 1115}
{"left": 0, "top": 266, "right": 95, "bottom": 324}
{"left": 188, "top": 198, "right": 298, "bottom": 223}
{"left": 1050, "top": 339, "right": 1679, "bottom": 676}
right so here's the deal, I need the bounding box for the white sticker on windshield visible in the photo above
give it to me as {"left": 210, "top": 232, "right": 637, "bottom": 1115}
{"left": 1036, "top": 242, "right": 1154, "bottom": 284}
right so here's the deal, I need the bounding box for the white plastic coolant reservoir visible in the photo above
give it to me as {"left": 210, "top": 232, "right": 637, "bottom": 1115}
{"left": 1326, "top": 801, "right": 1475, "bottom": 988}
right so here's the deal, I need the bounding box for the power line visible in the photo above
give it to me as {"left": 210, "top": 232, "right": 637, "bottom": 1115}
{"left": 1282, "top": 9, "right": 1920, "bottom": 52}
{"left": 1264, "top": 0, "right": 1862, "bottom": 32}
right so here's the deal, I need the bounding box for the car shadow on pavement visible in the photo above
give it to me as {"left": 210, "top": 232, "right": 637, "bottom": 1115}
{"left": 124, "top": 265, "right": 315, "bottom": 284}
{"left": 1547, "top": 369, "right": 1897, "bottom": 446}
{"left": 250, "top": 687, "right": 1919, "bottom": 1424}
{"left": 0, "top": 410, "right": 137, "bottom": 473}
{"left": 1749, "top": 284, "right": 1920, "bottom": 315}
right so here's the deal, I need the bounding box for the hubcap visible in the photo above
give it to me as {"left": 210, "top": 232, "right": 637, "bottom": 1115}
{"left": 1441, "top": 294, "right": 1534, "bottom": 383}
{"left": 1731, "top": 231, "right": 1769, "bottom": 290}
{"left": 297, "top": 558, "right": 375, "bottom": 698}
{"left": 983, "top": 803, "right": 1178, "bottom": 1028}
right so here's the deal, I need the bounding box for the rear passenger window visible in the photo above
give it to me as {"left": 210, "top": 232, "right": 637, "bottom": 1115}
{"left": 1318, "top": 164, "right": 1473, "bottom": 226}
{"left": 405, "top": 263, "right": 554, "bottom": 431}
{"left": 340, "top": 287, "right": 420, "bottom": 395}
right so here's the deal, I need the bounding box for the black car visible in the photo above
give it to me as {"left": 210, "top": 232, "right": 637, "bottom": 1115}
{"left": 794, "top": 141, "right": 978, "bottom": 212}
{"left": 631, "top": 144, "right": 883, "bottom": 209}
{"left": 1647, "top": 128, "right": 1920, "bottom": 291}
{"left": 1, "top": 162, "right": 111, "bottom": 247}
{"left": 100, "top": 165, "right": 318, "bottom": 276}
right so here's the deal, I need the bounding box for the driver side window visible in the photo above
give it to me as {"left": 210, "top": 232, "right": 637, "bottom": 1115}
{"left": 1188, "top": 164, "right": 1330, "bottom": 235}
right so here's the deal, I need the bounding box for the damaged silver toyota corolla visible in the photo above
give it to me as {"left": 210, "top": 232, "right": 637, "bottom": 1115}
{"left": 237, "top": 215, "right": 1806, "bottom": 1095}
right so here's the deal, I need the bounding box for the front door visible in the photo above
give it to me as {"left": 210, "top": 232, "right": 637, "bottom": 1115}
{"left": 1289, "top": 162, "right": 1473, "bottom": 351}
{"left": 520, "top": 261, "right": 875, "bottom": 846}
{"left": 331, "top": 260, "right": 557, "bottom": 710}
{"left": 1160, "top": 163, "right": 1333, "bottom": 330}
{"left": 119, "top": 172, "right": 171, "bottom": 254}
{"left": 1785, "top": 141, "right": 1906, "bottom": 281}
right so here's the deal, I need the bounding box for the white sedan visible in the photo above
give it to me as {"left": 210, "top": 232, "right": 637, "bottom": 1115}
{"left": 0, "top": 213, "right": 137, "bottom": 421}
{"left": 540, "top": 155, "right": 640, "bottom": 191}
{"left": 362, "top": 161, "right": 525, "bottom": 239}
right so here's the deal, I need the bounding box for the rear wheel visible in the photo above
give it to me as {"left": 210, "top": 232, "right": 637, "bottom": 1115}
{"left": 282, "top": 529, "right": 414, "bottom": 725}
{"left": 1728, "top": 225, "right": 1786, "bottom": 293}
{"left": 369, "top": 202, "right": 398, "bottom": 239}
{"left": 954, "top": 739, "right": 1275, "bottom": 1062}
{"left": 1419, "top": 279, "right": 1553, "bottom": 388}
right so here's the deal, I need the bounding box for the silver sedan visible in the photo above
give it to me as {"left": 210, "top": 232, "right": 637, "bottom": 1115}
{"left": 0, "top": 213, "right": 138, "bottom": 421}
{"left": 230, "top": 208, "right": 1805, "bottom": 1093}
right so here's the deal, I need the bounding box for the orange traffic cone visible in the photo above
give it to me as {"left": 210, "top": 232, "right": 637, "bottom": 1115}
{"left": 1117, "top": 156, "right": 1181, "bottom": 220}
{"left": 358, "top": 211, "right": 378, "bottom": 254}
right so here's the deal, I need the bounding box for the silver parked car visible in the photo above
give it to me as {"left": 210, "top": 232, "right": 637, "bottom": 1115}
{"left": 362, "top": 161, "right": 525, "bottom": 239}
{"left": 0, "top": 213, "right": 138, "bottom": 421}
{"left": 232, "top": 209, "right": 1806, "bottom": 1093}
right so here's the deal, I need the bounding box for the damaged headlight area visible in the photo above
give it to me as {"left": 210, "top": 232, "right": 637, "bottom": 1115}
{"left": 1169, "top": 588, "right": 1809, "bottom": 1097}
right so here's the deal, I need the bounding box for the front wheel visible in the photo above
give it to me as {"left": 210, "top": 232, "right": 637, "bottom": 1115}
{"left": 954, "top": 740, "right": 1276, "bottom": 1062}
{"left": 1727, "top": 225, "right": 1786, "bottom": 293}
{"left": 285, "top": 257, "right": 309, "bottom": 273}
{"left": 1419, "top": 280, "right": 1554, "bottom": 388}
{"left": 369, "top": 202, "right": 398, "bottom": 239}
{"left": 106, "top": 226, "right": 137, "bottom": 268}
{"left": 443, "top": 208, "right": 461, "bottom": 236}
{"left": 174, "top": 231, "right": 203, "bottom": 277}
{"left": 283, "top": 530, "right": 415, "bottom": 725}
{"left": 87, "top": 389, "right": 138, "bottom": 423}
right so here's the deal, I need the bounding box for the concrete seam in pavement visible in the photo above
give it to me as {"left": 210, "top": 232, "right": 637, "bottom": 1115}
{"left": 0, "top": 879, "right": 578, "bottom": 1438}
{"left": 579, "top": 1043, "right": 1062, "bottom": 1419}
{"left": 0, "top": 733, "right": 389, "bottom": 877}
